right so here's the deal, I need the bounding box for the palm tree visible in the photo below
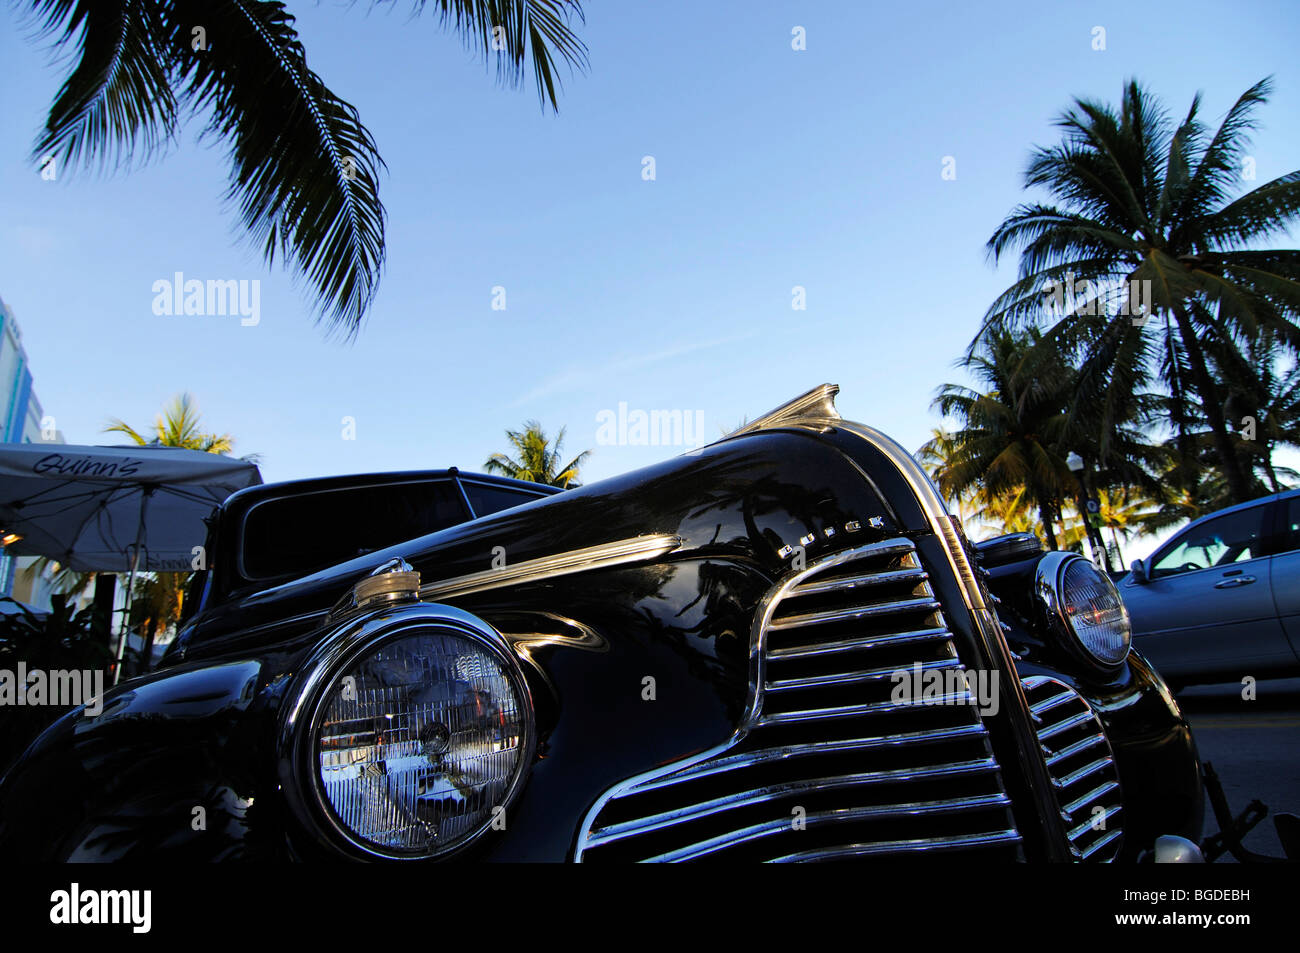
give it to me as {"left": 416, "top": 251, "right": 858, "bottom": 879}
{"left": 981, "top": 78, "right": 1300, "bottom": 505}
{"left": 485, "top": 420, "right": 590, "bottom": 487}
{"left": 926, "top": 328, "right": 1079, "bottom": 550}
{"left": 1064, "top": 486, "right": 1164, "bottom": 567}
{"left": 128, "top": 572, "right": 186, "bottom": 662}
{"left": 1206, "top": 319, "right": 1300, "bottom": 493}
{"left": 103, "top": 392, "right": 252, "bottom": 665}
{"left": 971, "top": 485, "right": 1047, "bottom": 541}
{"left": 19, "top": 0, "right": 588, "bottom": 339}
{"left": 106, "top": 392, "right": 241, "bottom": 454}
{"left": 916, "top": 427, "right": 981, "bottom": 524}
{"left": 18, "top": 559, "right": 95, "bottom": 600}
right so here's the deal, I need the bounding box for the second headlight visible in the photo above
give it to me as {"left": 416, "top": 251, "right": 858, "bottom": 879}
{"left": 1035, "top": 552, "right": 1132, "bottom": 671}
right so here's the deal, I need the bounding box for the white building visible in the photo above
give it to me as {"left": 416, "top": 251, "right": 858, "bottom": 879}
{"left": 0, "top": 294, "right": 67, "bottom": 606}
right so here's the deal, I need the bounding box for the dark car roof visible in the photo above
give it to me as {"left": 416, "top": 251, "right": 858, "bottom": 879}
{"left": 220, "top": 468, "right": 563, "bottom": 510}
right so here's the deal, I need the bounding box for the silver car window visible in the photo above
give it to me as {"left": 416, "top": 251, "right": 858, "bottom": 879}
{"left": 1151, "top": 503, "right": 1267, "bottom": 578}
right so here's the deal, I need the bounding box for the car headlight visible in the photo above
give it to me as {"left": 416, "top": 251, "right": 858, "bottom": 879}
{"left": 279, "top": 603, "right": 534, "bottom": 860}
{"left": 1034, "top": 552, "right": 1132, "bottom": 671}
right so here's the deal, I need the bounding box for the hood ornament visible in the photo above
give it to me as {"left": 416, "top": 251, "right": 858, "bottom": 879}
{"left": 328, "top": 557, "right": 422, "bottom": 622}
{"left": 722, "top": 384, "right": 841, "bottom": 439}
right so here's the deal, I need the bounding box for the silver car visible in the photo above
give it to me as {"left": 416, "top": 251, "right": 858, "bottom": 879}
{"left": 1122, "top": 488, "right": 1300, "bottom": 689}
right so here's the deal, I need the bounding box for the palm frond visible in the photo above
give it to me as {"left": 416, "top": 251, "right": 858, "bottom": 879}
{"left": 166, "top": 0, "right": 387, "bottom": 338}
{"left": 397, "top": 0, "right": 588, "bottom": 110}
{"left": 27, "top": 0, "right": 177, "bottom": 172}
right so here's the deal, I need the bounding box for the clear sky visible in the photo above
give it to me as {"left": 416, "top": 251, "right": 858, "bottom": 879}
{"left": 2, "top": 1, "right": 1297, "bottom": 558}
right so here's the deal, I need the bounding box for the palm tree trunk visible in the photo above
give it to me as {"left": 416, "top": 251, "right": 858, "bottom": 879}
{"left": 141, "top": 618, "right": 157, "bottom": 674}
{"left": 1262, "top": 444, "right": 1281, "bottom": 493}
{"left": 1171, "top": 304, "right": 1253, "bottom": 504}
{"left": 1038, "top": 499, "right": 1059, "bottom": 550}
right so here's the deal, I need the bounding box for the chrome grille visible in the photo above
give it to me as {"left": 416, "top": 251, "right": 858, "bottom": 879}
{"left": 1021, "top": 675, "right": 1124, "bottom": 861}
{"left": 576, "top": 539, "right": 1021, "bottom": 862}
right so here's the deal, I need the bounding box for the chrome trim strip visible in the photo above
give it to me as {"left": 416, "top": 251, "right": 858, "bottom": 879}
{"left": 628, "top": 724, "right": 989, "bottom": 793}
{"left": 587, "top": 760, "right": 1003, "bottom": 847}
{"left": 1030, "top": 688, "right": 1078, "bottom": 718}
{"left": 1080, "top": 826, "right": 1124, "bottom": 860}
{"left": 759, "top": 691, "right": 977, "bottom": 725}
{"left": 640, "top": 794, "right": 1013, "bottom": 863}
{"left": 765, "top": 657, "right": 961, "bottom": 693}
{"left": 769, "top": 829, "right": 1022, "bottom": 862}
{"left": 1045, "top": 732, "right": 1108, "bottom": 767}
{"left": 1068, "top": 804, "right": 1122, "bottom": 841}
{"left": 788, "top": 564, "right": 926, "bottom": 597}
{"left": 767, "top": 596, "right": 942, "bottom": 630}
{"left": 766, "top": 625, "right": 952, "bottom": 660}
{"left": 1036, "top": 709, "right": 1095, "bottom": 740}
{"left": 419, "top": 533, "right": 683, "bottom": 600}
{"left": 1056, "top": 756, "right": 1111, "bottom": 790}
{"left": 1062, "top": 780, "right": 1121, "bottom": 817}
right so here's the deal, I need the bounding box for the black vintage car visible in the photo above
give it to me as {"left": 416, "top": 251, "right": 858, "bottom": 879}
{"left": 0, "top": 385, "right": 1204, "bottom": 862}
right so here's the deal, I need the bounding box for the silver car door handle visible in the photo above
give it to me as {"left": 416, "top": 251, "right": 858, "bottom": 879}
{"left": 1214, "top": 575, "right": 1257, "bottom": 588}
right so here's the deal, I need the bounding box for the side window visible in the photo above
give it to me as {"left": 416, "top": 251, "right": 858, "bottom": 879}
{"left": 1278, "top": 496, "right": 1300, "bottom": 554}
{"left": 1151, "top": 504, "right": 1267, "bottom": 579}
{"left": 241, "top": 480, "right": 467, "bottom": 581}
{"left": 464, "top": 481, "right": 551, "bottom": 518}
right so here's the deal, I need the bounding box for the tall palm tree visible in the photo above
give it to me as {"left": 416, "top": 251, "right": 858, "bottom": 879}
{"left": 1065, "top": 485, "right": 1164, "bottom": 567}
{"left": 103, "top": 392, "right": 251, "bottom": 666}
{"left": 926, "top": 328, "right": 1078, "bottom": 550}
{"left": 916, "top": 427, "right": 981, "bottom": 524}
{"left": 20, "top": 0, "right": 588, "bottom": 338}
{"left": 484, "top": 420, "right": 590, "bottom": 487}
{"left": 970, "top": 485, "right": 1048, "bottom": 541}
{"left": 981, "top": 78, "right": 1300, "bottom": 505}
{"left": 1207, "top": 319, "right": 1300, "bottom": 493}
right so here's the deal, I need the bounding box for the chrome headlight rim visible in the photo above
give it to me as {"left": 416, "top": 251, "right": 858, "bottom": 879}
{"left": 1034, "top": 551, "right": 1132, "bottom": 675}
{"left": 277, "top": 602, "right": 535, "bottom": 861}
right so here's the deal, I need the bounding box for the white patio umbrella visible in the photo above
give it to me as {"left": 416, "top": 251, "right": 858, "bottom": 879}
{"left": 0, "top": 443, "right": 262, "bottom": 681}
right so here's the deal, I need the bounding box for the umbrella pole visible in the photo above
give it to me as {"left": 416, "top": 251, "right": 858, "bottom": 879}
{"left": 113, "top": 487, "right": 152, "bottom": 686}
{"left": 113, "top": 545, "right": 138, "bottom": 686}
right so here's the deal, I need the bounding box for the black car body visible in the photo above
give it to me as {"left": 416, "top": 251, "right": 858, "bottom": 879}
{"left": 0, "top": 385, "right": 1203, "bottom": 862}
